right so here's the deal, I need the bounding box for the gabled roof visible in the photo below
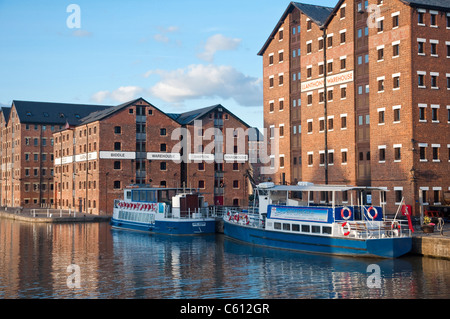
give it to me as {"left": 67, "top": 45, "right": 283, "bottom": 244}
{"left": 167, "top": 104, "right": 251, "bottom": 128}
{"left": 258, "top": 1, "right": 333, "bottom": 56}
{"left": 293, "top": 2, "right": 334, "bottom": 26}
{"left": 11, "top": 100, "right": 112, "bottom": 126}
{"left": 166, "top": 105, "right": 222, "bottom": 125}
{"left": 399, "top": 0, "right": 450, "bottom": 11}
{"left": 79, "top": 97, "right": 175, "bottom": 125}
{"left": 0, "top": 107, "right": 11, "bottom": 124}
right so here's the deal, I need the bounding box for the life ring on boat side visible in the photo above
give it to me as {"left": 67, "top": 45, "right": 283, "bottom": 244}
{"left": 391, "top": 221, "right": 401, "bottom": 231}
{"left": 367, "top": 206, "right": 378, "bottom": 220}
{"left": 341, "top": 207, "right": 352, "bottom": 220}
{"left": 234, "top": 213, "right": 240, "bottom": 222}
{"left": 341, "top": 222, "right": 351, "bottom": 236}
{"left": 227, "top": 211, "right": 232, "bottom": 221}
{"left": 243, "top": 215, "right": 250, "bottom": 225}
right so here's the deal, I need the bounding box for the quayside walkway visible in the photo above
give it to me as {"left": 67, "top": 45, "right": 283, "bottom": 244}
{"left": 0, "top": 207, "right": 111, "bottom": 223}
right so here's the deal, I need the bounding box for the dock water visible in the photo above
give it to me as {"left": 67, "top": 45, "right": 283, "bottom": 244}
{"left": 1, "top": 208, "right": 449, "bottom": 259}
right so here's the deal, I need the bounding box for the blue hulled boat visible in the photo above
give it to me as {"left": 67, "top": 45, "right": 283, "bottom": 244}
{"left": 111, "top": 186, "right": 216, "bottom": 235}
{"left": 224, "top": 182, "right": 412, "bottom": 258}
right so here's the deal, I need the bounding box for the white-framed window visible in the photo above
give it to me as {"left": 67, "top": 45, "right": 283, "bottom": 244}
{"left": 432, "top": 144, "right": 440, "bottom": 162}
{"left": 431, "top": 104, "right": 440, "bottom": 123}
{"left": 417, "top": 71, "right": 426, "bottom": 88}
{"left": 430, "top": 10, "right": 438, "bottom": 28}
{"left": 417, "top": 38, "right": 426, "bottom": 55}
{"left": 420, "top": 187, "right": 429, "bottom": 205}
{"left": 393, "top": 105, "right": 401, "bottom": 123}
{"left": 378, "top": 145, "right": 386, "bottom": 163}
{"left": 430, "top": 39, "right": 439, "bottom": 57}
{"left": 419, "top": 103, "right": 427, "bottom": 122}
{"left": 393, "top": 73, "right": 401, "bottom": 90}
{"left": 419, "top": 143, "right": 428, "bottom": 162}
{"left": 394, "top": 187, "right": 403, "bottom": 205}
{"left": 392, "top": 40, "right": 400, "bottom": 58}
{"left": 377, "top": 107, "right": 385, "bottom": 125}
{"left": 393, "top": 144, "right": 402, "bottom": 162}
{"left": 341, "top": 148, "right": 348, "bottom": 165}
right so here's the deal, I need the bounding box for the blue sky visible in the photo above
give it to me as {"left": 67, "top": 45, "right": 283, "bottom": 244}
{"left": 0, "top": 0, "right": 337, "bottom": 129}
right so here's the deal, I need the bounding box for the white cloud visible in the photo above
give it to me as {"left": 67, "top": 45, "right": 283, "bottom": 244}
{"left": 153, "top": 26, "right": 179, "bottom": 43}
{"left": 91, "top": 86, "right": 143, "bottom": 103}
{"left": 147, "top": 64, "right": 262, "bottom": 107}
{"left": 197, "top": 34, "right": 241, "bottom": 62}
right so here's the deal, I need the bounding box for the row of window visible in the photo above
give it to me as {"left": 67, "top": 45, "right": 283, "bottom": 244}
{"left": 417, "top": 39, "right": 450, "bottom": 58}
{"left": 271, "top": 221, "right": 333, "bottom": 235}
{"left": 303, "top": 143, "right": 450, "bottom": 168}
{"left": 418, "top": 144, "right": 450, "bottom": 163}
{"left": 417, "top": 9, "right": 450, "bottom": 28}
{"left": 417, "top": 71, "right": 450, "bottom": 90}
{"left": 306, "top": 150, "right": 347, "bottom": 167}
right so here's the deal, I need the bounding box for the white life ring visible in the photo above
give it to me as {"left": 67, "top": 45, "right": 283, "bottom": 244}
{"left": 367, "top": 206, "right": 378, "bottom": 220}
{"left": 341, "top": 207, "right": 352, "bottom": 220}
{"left": 341, "top": 222, "right": 351, "bottom": 236}
{"left": 242, "top": 215, "right": 250, "bottom": 225}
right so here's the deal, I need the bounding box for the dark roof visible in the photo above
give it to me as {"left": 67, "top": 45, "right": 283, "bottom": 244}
{"left": 323, "top": 0, "right": 450, "bottom": 27}
{"left": 166, "top": 105, "right": 222, "bottom": 125}
{"left": 1, "top": 107, "right": 11, "bottom": 124}
{"left": 292, "top": 2, "right": 334, "bottom": 26}
{"left": 258, "top": 1, "right": 333, "bottom": 56}
{"left": 167, "top": 104, "right": 251, "bottom": 128}
{"left": 79, "top": 97, "right": 173, "bottom": 125}
{"left": 12, "top": 100, "right": 112, "bottom": 126}
{"left": 399, "top": 0, "right": 450, "bottom": 11}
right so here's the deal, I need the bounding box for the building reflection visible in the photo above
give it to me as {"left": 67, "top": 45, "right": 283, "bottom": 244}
{"left": 1, "top": 218, "right": 450, "bottom": 299}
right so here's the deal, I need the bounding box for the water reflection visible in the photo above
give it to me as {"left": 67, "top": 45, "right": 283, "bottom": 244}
{"left": 1, "top": 218, "right": 450, "bottom": 299}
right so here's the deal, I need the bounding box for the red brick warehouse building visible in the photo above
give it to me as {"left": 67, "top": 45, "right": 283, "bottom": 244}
{"left": 259, "top": 0, "right": 450, "bottom": 215}
{"left": 1, "top": 98, "right": 257, "bottom": 214}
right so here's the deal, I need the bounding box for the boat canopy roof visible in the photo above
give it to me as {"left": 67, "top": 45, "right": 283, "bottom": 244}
{"left": 256, "top": 182, "right": 388, "bottom": 193}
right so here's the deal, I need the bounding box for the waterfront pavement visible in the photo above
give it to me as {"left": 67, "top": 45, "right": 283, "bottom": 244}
{"left": 411, "top": 220, "right": 450, "bottom": 259}
{"left": 0, "top": 207, "right": 111, "bottom": 223}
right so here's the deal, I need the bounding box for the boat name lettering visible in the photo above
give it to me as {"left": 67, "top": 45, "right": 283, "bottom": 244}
{"left": 192, "top": 222, "right": 206, "bottom": 227}
{"left": 270, "top": 206, "right": 329, "bottom": 222}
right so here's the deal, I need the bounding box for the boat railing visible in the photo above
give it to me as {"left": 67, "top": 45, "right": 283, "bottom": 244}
{"left": 336, "top": 219, "right": 411, "bottom": 239}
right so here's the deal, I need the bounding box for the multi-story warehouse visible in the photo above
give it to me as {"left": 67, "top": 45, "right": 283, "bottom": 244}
{"left": 259, "top": 0, "right": 450, "bottom": 215}
{"left": 0, "top": 98, "right": 254, "bottom": 214}
{"left": 0, "top": 101, "right": 111, "bottom": 208}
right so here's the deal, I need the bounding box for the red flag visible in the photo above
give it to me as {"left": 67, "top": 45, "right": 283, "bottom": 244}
{"left": 402, "top": 205, "right": 414, "bottom": 233}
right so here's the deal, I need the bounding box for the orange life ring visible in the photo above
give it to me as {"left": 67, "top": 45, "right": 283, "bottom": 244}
{"left": 341, "top": 222, "right": 351, "bottom": 236}
{"left": 341, "top": 207, "right": 352, "bottom": 220}
{"left": 367, "top": 206, "right": 378, "bottom": 220}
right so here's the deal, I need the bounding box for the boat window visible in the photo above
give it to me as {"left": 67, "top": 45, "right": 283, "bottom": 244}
{"left": 301, "top": 225, "right": 310, "bottom": 233}
{"left": 132, "top": 191, "right": 139, "bottom": 202}
{"left": 312, "top": 226, "right": 321, "bottom": 233}
{"left": 274, "top": 222, "right": 282, "bottom": 230}
{"left": 126, "top": 191, "right": 131, "bottom": 200}
{"left": 322, "top": 226, "right": 332, "bottom": 235}
{"left": 292, "top": 224, "right": 300, "bottom": 232}
{"left": 283, "top": 223, "right": 290, "bottom": 231}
